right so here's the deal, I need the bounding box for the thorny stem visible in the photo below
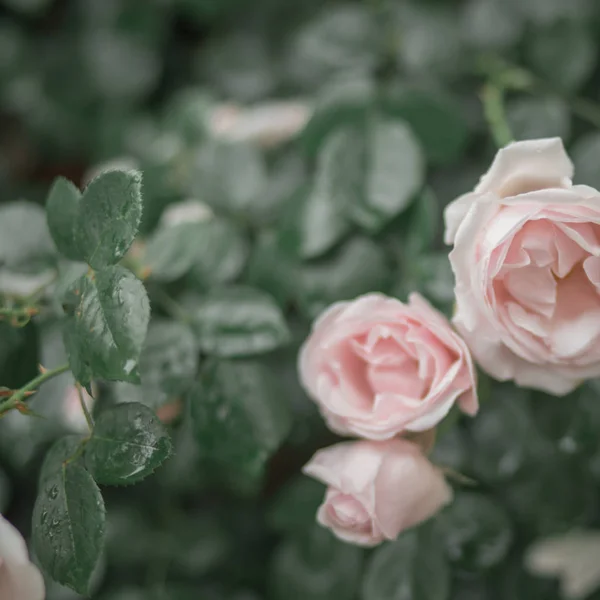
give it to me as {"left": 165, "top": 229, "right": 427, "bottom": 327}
{"left": 0, "top": 363, "right": 70, "bottom": 416}
{"left": 0, "top": 306, "right": 39, "bottom": 326}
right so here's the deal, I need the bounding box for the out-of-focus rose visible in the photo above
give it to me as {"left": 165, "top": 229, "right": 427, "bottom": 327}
{"left": 209, "top": 101, "right": 312, "bottom": 148}
{"left": 445, "top": 137, "right": 600, "bottom": 395}
{"left": 159, "top": 199, "right": 214, "bottom": 227}
{"left": 525, "top": 531, "right": 600, "bottom": 600}
{"left": 62, "top": 384, "right": 96, "bottom": 433}
{"left": 303, "top": 439, "right": 452, "bottom": 547}
{"left": 0, "top": 514, "right": 45, "bottom": 600}
{"left": 298, "top": 293, "right": 477, "bottom": 440}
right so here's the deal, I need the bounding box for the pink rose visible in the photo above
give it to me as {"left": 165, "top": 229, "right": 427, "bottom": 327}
{"left": 298, "top": 293, "right": 477, "bottom": 440}
{"left": 445, "top": 137, "right": 600, "bottom": 395}
{"left": 303, "top": 439, "right": 452, "bottom": 546}
{"left": 0, "top": 514, "right": 45, "bottom": 600}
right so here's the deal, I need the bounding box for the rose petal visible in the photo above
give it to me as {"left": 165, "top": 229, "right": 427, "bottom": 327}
{"left": 475, "top": 138, "right": 573, "bottom": 198}
{"left": 373, "top": 440, "right": 453, "bottom": 540}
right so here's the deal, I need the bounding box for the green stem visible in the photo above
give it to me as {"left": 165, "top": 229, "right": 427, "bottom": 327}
{"left": 0, "top": 363, "right": 70, "bottom": 416}
{"left": 482, "top": 56, "right": 600, "bottom": 131}
{"left": 76, "top": 384, "right": 94, "bottom": 431}
{"left": 481, "top": 83, "right": 513, "bottom": 148}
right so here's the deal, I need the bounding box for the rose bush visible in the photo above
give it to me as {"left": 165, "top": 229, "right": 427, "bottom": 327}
{"left": 445, "top": 138, "right": 600, "bottom": 394}
{"left": 4, "top": 0, "right": 600, "bottom": 598}
{"left": 299, "top": 293, "right": 478, "bottom": 439}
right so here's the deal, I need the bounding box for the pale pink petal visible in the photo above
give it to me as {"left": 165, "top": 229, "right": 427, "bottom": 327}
{"left": 403, "top": 393, "right": 458, "bottom": 432}
{"left": 0, "top": 563, "right": 45, "bottom": 600}
{"left": 373, "top": 440, "right": 452, "bottom": 540}
{"left": 316, "top": 503, "right": 383, "bottom": 547}
{"left": 583, "top": 256, "right": 600, "bottom": 290}
{"left": 302, "top": 442, "right": 384, "bottom": 502}
{"left": 512, "top": 361, "right": 580, "bottom": 396}
{"left": 555, "top": 222, "right": 600, "bottom": 257}
{"left": 503, "top": 266, "right": 556, "bottom": 318}
{"left": 475, "top": 138, "right": 573, "bottom": 198}
{"left": 0, "top": 516, "right": 29, "bottom": 565}
{"left": 548, "top": 267, "right": 600, "bottom": 359}
{"left": 444, "top": 191, "right": 479, "bottom": 245}
{"left": 0, "top": 516, "right": 45, "bottom": 600}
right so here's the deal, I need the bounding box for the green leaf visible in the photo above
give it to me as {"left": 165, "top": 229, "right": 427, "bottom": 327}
{"left": 321, "top": 118, "right": 424, "bottom": 232}
{"left": 509, "top": 0, "right": 592, "bottom": 24}
{"left": 438, "top": 492, "right": 513, "bottom": 571}
{"left": 245, "top": 231, "right": 298, "bottom": 306}
{"left": 300, "top": 78, "right": 374, "bottom": 159}
{"left": 267, "top": 476, "right": 325, "bottom": 537}
{"left": 430, "top": 423, "right": 469, "bottom": 473}
{"left": 190, "top": 286, "right": 290, "bottom": 357}
{"left": 289, "top": 5, "right": 378, "bottom": 88}
{"left": 358, "top": 118, "right": 423, "bottom": 230}
{"left": 503, "top": 454, "right": 596, "bottom": 536}
{"left": 296, "top": 236, "right": 391, "bottom": 319}
{"left": 526, "top": 21, "right": 595, "bottom": 92}
{"left": 468, "top": 385, "right": 542, "bottom": 483}
{"left": 32, "top": 462, "right": 105, "bottom": 594}
{"left": 394, "top": 253, "right": 455, "bottom": 312}
{"left": 191, "top": 141, "right": 267, "bottom": 218}
{"left": 362, "top": 523, "right": 450, "bottom": 600}
{"left": 144, "top": 218, "right": 248, "bottom": 285}
{"left": 189, "top": 359, "right": 292, "bottom": 478}
{"left": 270, "top": 526, "right": 363, "bottom": 600}
{"left": 402, "top": 188, "right": 439, "bottom": 258}
{"left": 139, "top": 319, "right": 198, "bottom": 396}
{"left": 46, "top": 177, "right": 83, "bottom": 261}
{"left": 382, "top": 90, "right": 469, "bottom": 165}
{"left": 506, "top": 97, "right": 570, "bottom": 142}
{"left": 75, "top": 170, "right": 143, "bottom": 269}
{"left": 86, "top": 402, "right": 172, "bottom": 485}
{"left": 0, "top": 201, "right": 55, "bottom": 269}
{"left": 62, "top": 318, "right": 93, "bottom": 387}
{"left": 395, "top": 4, "right": 463, "bottom": 81}
{"left": 66, "top": 266, "right": 150, "bottom": 383}
{"left": 460, "top": 0, "right": 524, "bottom": 51}
{"left": 278, "top": 182, "right": 351, "bottom": 260}
{"left": 38, "top": 435, "right": 87, "bottom": 486}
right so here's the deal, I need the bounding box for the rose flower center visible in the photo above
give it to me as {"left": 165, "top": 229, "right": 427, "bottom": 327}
{"left": 491, "top": 217, "right": 600, "bottom": 360}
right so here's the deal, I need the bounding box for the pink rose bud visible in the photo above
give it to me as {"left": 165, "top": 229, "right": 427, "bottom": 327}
{"left": 444, "top": 137, "right": 600, "bottom": 395}
{"left": 303, "top": 439, "right": 452, "bottom": 547}
{"left": 298, "top": 293, "right": 477, "bottom": 440}
{"left": 0, "top": 514, "right": 45, "bottom": 600}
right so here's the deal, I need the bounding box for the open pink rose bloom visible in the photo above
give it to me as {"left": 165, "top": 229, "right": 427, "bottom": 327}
{"left": 299, "top": 292, "right": 477, "bottom": 440}
{"left": 445, "top": 137, "right": 600, "bottom": 395}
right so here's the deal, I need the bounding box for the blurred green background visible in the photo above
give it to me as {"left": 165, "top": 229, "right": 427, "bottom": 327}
{"left": 3, "top": 0, "right": 600, "bottom": 598}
